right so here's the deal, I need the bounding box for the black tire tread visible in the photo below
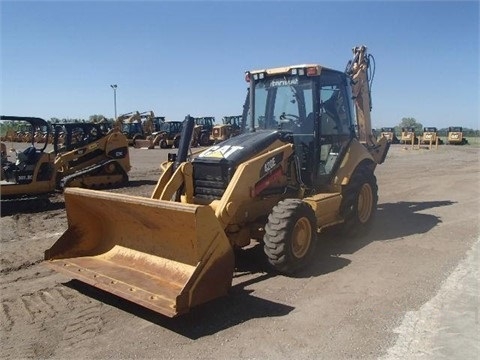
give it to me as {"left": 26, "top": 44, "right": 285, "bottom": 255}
{"left": 340, "top": 165, "right": 378, "bottom": 237}
{"left": 263, "top": 198, "right": 317, "bottom": 274}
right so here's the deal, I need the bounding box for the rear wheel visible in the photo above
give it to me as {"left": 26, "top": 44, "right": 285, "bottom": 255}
{"left": 340, "top": 165, "right": 378, "bottom": 237}
{"left": 199, "top": 133, "right": 209, "bottom": 147}
{"left": 263, "top": 198, "right": 317, "bottom": 274}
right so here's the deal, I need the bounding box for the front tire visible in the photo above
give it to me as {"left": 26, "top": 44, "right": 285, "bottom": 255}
{"left": 132, "top": 134, "right": 144, "bottom": 147}
{"left": 159, "top": 139, "right": 167, "bottom": 149}
{"left": 340, "top": 165, "right": 378, "bottom": 237}
{"left": 263, "top": 199, "right": 317, "bottom": 274}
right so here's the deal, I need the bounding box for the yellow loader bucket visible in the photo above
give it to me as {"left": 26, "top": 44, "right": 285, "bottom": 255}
{"left": 45, "top": 188, "right": 235, "bottom": 317}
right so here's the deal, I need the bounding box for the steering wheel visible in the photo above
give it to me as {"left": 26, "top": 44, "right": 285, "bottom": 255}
{"left": 279, "top": 113, "right": 300, "bottom": 126}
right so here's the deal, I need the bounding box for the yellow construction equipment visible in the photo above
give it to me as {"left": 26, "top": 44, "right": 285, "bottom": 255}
{"left": 191, "top": 116, "right": 216, "bottom": 147}
{"left": 154, "top": 120, "right": 184, "bottom": 148}
{"left": 113, "top": 111, "right": 149, "bottom": 147}
{"left": 210, "top": 89, "right": 250, "bottom": 144}
{"left": 52, "top": 122, "right": 130, "bottom": 189}
{"left": 418, "top": 127, "right": 442, "bottom": 149}
{"left": 211, "top": 115, "right": 244, "bottom": 144}
{"left": 400, "top": 126, "right": 418, "bottom": 148}
{"left": 1, "top": 116, "right": 131, "bottom": 205}
{"left": 45, "top": 45, "right": 389, "bottom": 317}
{"left": 378, "top": 127, "right": 399, "bottom": 144}
{"left": 446, "top": 126, "right": 468, "bottom": 145}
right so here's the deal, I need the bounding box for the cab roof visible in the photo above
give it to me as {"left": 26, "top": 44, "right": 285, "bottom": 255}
{"left": 0, "top": 116, "right": 48, "bottom": 128}
{"left": 248, "top": 63, "right": 341, "bottom": 76}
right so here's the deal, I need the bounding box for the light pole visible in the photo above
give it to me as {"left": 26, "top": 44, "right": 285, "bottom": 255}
{"left": 110, "top": 84, "right": 117, "bottom": 119}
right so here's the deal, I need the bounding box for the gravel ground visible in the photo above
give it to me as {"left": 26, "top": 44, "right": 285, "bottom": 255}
{"left": 1, "top": 143, "right": 479, "bottom": 359}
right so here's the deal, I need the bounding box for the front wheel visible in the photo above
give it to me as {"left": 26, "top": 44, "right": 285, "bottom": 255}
{"left": 340, "top": 166, "right": 378, "bottom": 237}
{"left": 159, "top": 139, "right": 168, "bottom": 149}
{"left": 132, "top": 134, "right": 145, "bottom": 147}
{"left": 263, "top": 198, "right": 317, "bottom": 274}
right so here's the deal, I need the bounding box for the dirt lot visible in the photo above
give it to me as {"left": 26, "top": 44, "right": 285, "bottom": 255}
{"left": 1, "top": 143, "right": 479, "bottom": 359}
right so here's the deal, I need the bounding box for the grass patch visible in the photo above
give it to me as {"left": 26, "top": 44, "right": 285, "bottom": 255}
{"left": 464, "top": 136, "right": 480, "bottom": 146}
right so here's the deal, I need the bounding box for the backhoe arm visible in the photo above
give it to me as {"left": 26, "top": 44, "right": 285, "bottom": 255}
{"left": 347, "top": 45, "right": 389, "bottom": 164}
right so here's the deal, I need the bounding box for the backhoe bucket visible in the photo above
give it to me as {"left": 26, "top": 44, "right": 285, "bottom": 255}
{"left": 44, "top": 188, "right": 235, "bottom": 317}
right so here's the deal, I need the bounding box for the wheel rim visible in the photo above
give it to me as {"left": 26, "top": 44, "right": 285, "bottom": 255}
{"left": 357, "top": 183, "right": 373, "bottom": 223}
{"left": 291, "top": 217, "right": 312, "bottom": 259}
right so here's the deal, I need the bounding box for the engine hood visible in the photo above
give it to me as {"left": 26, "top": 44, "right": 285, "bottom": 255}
{"left": 193, "top": 130, "right": 291, "bottom": 167}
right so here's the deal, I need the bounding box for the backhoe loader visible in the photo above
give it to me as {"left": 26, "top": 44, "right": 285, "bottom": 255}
{"left": 45, "top": 45, "right": 389, "bottom": 317}
{"left": 192, "top": 116, "right": 216, "bottom": 146}
{"left": 113, "top": 111, "right": 147, "bottom": 146}
{"left": 1, "top": 116, "right": 131, "bottom": 204}
{"left": 155, "top": 120, "right": 184, "bottom": 148}
{"left": 211, "top": 89, "right": 250, "bottom": 144}
{"left": 210, "top": 115, "right": 243, "bottom": 144}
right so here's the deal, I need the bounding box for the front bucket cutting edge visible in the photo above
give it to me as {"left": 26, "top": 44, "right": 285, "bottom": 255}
{"left": 45, "top": 187, "right": 235, "bottom": 317}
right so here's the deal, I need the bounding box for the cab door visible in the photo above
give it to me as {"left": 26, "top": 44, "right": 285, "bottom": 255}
{"left": 313, "top": 72, "right": 355, "bottom": 188}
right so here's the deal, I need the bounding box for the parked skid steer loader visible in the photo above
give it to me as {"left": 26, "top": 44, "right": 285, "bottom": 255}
{"left": 45, "top": 46, "right": 389, "bottom": 317}
{"left": 1, "top": 116, "right": 58, "bottom": 203}
{"left": 51, "top": 122, "right": 131, "bottom": 189}
{"left": 378, "top": 127, "right": 400, "bottom": 144}
{"left": 1, "top": 116, "right": 131, "bottom": 204}
{"left": 446, "top": 126, "right": 468, "bottom": 145}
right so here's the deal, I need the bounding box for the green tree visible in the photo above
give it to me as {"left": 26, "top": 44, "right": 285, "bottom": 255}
{"left": 396, "top": 117, "right": 423, "bottom": 134}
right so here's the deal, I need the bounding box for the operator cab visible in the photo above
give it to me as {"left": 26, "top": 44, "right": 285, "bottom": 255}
{"left": 0, "top": 116, "right": 51, "bottom": 184}
{"left": 247, "top": 65, "right": 355, "bottom": 189}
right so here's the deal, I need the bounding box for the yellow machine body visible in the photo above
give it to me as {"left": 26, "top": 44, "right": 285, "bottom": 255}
{"left": 1, "top": 117, "right": 131, "bottom": 200}
{"left": 447, "top": 126, "right": 467, "bottom": 145}
{"left": 45, "top": 46, "right": 389, "bottom": 317}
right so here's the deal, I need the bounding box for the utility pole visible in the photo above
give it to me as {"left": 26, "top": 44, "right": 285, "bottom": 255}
{"left": 110, "top": 84, "right": 118, "bottom": 119}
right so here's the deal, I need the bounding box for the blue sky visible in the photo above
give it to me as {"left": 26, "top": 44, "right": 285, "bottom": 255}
{"left": 1, "top": 1, "right": 479, "bottom": 129}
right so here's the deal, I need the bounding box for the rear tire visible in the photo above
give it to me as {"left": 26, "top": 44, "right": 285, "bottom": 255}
{"left": 263, "top": 198, "right": 317, "bottom": 274}
{"left": 199, "top": 133, "right": 210, "bottom": 147}
{"left": 340, "top": 165, "right": 378, "bottom": 237}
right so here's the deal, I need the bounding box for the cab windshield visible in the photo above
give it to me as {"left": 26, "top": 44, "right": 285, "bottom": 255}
{"left": 122, "top": 122, "right": 142, "bottom": 133}
{"left": 160, "top": 122, "right": 181, "bottom": 133}
{"left": 252, "top": 76, "right": 314, "bottom": 134}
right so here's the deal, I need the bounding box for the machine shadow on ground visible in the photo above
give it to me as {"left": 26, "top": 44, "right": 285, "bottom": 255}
{"left": 0, "top": 180, "right": 156, "bottom": 216}
{"left": 325, "top": 200, "right": 456, "bottom": 256}
{"left": 65, "top": 279, "right": 294, "bottom": 340}
{"left": 232, "top": 200, "right": 456, "bottom": 280}
{"left": 0, "top": 198, "right": 65, "bottom": 217}
{"left": 125, "top": 179, "right": 158, "bottom": 187}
